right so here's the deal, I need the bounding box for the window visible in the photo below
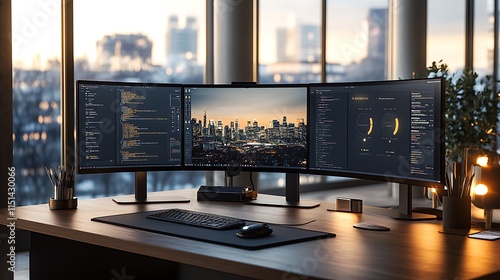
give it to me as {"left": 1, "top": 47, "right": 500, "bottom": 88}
{"left": 12, "top": 0, "right": 61, "bottom": 205}
{"left": 326, "top": 0, "right": 388, "bottom": 82}
{"left": 12, "top": 0, "right": 207, "bottom": 205}
{"left": 74, "top": 0, "right": 206, "bottom": 83}
{"left": 73, "top": 0, "right": 207, "bottom": 198}
{"left": 11, "top": 0, "right": 499, "bottom": 205}
{"left": 474, "top": 0, "right": 496, "bottom": 77}
{"left": 427, "top": 0, "right": 466, "bottom": 73}
{"left": 259, "top": 0, "right": 321, "bottom": 83}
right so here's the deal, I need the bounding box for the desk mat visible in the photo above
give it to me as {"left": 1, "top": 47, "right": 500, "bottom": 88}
{"left": 92, "top": 210, "right": 335, "bottom": 250}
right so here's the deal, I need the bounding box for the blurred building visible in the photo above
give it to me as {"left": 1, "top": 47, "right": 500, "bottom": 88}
{"left": 166, "top": 15, "right": 198, "bottom": 64}
{"left": 163, "top": 15, "right": 202, "bottom": 82}
{"left": 96, "top": 34, "right": 153, "bottom": 72}
{"left": 276, "top": 24, "right": 320, "bottom": 63}
{"left": 263, "top": 8, "right": 388, "bottom": 83}
{"left": 261, "top": 23, "right": 321, "bottom": 83}
{"left": 342, "top": 8, "right": 387, "bottom": 81}
{"left": 367, "top": 8, "right": 387, "bottom": 61}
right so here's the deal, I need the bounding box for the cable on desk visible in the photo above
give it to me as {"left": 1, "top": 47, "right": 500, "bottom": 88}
{"left": 245, "top": 219, "right": 317, "bottom": 227}
{"left": 249, "top": 171, "right": 255, "bottom": 191}
{"left": 277, "top": 220, "right": 317, "bottom": 226}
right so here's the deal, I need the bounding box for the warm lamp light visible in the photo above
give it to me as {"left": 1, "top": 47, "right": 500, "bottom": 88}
{"left": 476, "top": 156, "right": 489, "bottom": 167}
{"left": 430, "top": 187, "right": 438, "bottom": 208}
{"left": 472, "top": 164, "right": 500, "bottom": 230}
{"left": 474, "top": 184, "right": 488, "bottom": 196}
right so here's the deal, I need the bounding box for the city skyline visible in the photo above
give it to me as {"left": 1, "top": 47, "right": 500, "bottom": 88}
{"left": 188, "top": 87, "right": 307, "bottom": 128}
{"left": 11, "top": 1, "right": 497, "bottom": 74}
{"left": 192, "top": 110, "right": 304, "bottom": 134}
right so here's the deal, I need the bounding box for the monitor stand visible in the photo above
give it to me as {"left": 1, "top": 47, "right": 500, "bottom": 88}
{"left": 112, "top": 172, "right": 191, "bottom": 204}
{"left": 246, "top": 173, "right": 320, "bottom": 209}
{"left": 364, "top": 184, "right": 437, "bottom": 220}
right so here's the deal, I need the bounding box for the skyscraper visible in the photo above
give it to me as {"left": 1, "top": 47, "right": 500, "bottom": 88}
{"left": 367, "top": 8, "right": 387, "bottom": 60}
{"left": 166, "top": 15, "right": 198, "bottom": 63}
{"left": 276, "top": 23, "right": 320, "bottom": 63}
{"left": 203, "top": 108, "right": 207, "bottom": 128}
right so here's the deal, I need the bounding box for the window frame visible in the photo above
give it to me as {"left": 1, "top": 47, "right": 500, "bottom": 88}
{"left": 7, "top": 0, "right": 500, "bottom": 205}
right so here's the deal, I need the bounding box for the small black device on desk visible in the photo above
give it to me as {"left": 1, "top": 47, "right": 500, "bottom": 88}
{"left": 237, "top": 223, "right": 273, "bottom": 238}
{"left": 353, "top": 222, "right": 390, "bottom": 231}
{"left": 197, "top": 186, "right": 257, "bottom": 202}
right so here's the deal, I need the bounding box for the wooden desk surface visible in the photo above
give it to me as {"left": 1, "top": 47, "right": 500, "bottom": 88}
{"left": 2, "top": 188, "right": 500, "bottom": 279}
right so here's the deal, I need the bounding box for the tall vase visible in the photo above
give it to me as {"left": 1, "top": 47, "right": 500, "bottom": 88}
{"left": 442, "top": 196, "right": 471, "bottom": 230}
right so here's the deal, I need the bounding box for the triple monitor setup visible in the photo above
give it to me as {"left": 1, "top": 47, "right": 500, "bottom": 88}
{"left": 76, "top": 77, "right": 445, "bottom": 220}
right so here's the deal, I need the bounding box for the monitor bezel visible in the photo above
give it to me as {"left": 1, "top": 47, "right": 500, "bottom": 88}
{"left": 75, "top": 80, "right": 184, "bottom": 174}
{"left": 182, "top": 83, "right": 310, "bottom": 173}
{"left": 307, "top": 77, "right": 446, "bottom": 188}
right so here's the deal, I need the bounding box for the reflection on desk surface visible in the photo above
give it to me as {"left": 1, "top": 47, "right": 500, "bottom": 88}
{"left": 301, "top": 182, "right": 500, "bottom": 223}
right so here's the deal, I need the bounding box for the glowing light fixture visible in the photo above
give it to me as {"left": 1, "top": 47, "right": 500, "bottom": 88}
{"left": 472, "top": 162, "right": 500, "bottom": 230}
{"left": 474, "top": 184, "right": 488, "bottom": 196}
{"left": 476, "top": 156, "right": 489, "bottom": 167}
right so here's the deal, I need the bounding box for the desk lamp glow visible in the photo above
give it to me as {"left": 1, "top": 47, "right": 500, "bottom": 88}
{"left": 472, "top": 156, "right": 500, "bottom": 230}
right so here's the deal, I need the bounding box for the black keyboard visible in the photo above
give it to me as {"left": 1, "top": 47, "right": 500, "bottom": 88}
{"left": 146, "top": 208, "right": 246, "bottom": 230}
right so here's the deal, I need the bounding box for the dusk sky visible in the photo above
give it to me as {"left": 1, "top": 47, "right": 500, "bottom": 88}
{"left": 12, "top": 0, "right": 494, "bottom": 73}
{"left": 187, "top": 86, "right": 307, "bottom": 128}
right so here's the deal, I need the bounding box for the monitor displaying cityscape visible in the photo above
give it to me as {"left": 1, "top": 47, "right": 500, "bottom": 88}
{"left": 183, "top": 85, "right": 309, "bottom": 172}
{"left": 76, "top": 80, "right": 183, "bottom": 173}
{"left": 308, "top": 78, "right": 444, "bottom": 187}
{"left": 75, "top": 78, "right": 444, "bottom": 189}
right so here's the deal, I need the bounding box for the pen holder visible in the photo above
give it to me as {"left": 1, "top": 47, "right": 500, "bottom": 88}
{"left": 442, "top": 196, "right": 471, "bottom": 230}
{"left": 49, "top": 197, "right": 78, "bottom": 210}
{"left": 45, "top": 165, "right": 76, "bottom": 210}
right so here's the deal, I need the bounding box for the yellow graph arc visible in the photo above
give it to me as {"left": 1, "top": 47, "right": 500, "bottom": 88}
{"left": 367, "top": 118, "right": 373, "bottom": 135}
{"left": 393, "top": 118, "right": 399, "bottom": 135}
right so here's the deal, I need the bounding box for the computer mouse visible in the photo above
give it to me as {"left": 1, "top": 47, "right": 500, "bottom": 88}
{"left": 236, "top": 223, "right": 273, "bottom": 238}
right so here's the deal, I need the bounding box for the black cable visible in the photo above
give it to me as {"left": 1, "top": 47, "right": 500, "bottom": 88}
{"left": 244, "top": 219, "right": 317, "bottom": 227}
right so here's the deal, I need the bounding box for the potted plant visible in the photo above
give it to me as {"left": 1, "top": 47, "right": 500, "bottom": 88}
{"left": 415, "top": 60, "right": 499, "bottom": 162}
{"left": 414, "top": 62, "right": 499, "bottom": 229}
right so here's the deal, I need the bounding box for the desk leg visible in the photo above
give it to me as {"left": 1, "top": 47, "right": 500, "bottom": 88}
{"left": 30, "top": 233, "right": 177, "bottom": 280}
{"left": 0, "top": 226, "right": 14, "bottom": 280}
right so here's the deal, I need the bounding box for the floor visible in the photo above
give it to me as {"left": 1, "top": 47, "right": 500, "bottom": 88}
{"left": 14, "top": 251, "right": 28, "bottom": 280}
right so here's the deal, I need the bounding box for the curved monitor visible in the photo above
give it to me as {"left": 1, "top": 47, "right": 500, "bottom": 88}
{"left": 308, "top": 78, "right": 445, "bottom": 188}
{"left": 76, "top": 80, "right": 183, "bottom": 174}
{"left": 183, "top": 84, "right": 309, "bottom": 173}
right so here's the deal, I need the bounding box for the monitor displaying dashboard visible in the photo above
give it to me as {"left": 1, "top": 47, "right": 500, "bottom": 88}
{"left": 76, "top": 80, "right": 183, "bottom": 173}
{"left": 308, "top": 78, "right": 444, "bottom": 187}
{"left": 183, "top": 84, "right": 309, "bottom": 172}
{"left": 75, "top": 78, "right": 444, "bottom": 188}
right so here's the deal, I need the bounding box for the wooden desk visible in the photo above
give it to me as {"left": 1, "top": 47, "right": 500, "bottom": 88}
{"left": 2, "top": 188, "right": 500, "bottom": 279}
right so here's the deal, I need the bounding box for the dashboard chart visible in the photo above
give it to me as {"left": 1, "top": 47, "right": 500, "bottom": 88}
{"left": 309, "top": 79, "right": 443, "bottom": 184}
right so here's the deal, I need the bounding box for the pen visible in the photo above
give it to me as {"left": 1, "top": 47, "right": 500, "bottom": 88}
{"left": 46, "top": 165, "right": 76, "bottom": 200}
